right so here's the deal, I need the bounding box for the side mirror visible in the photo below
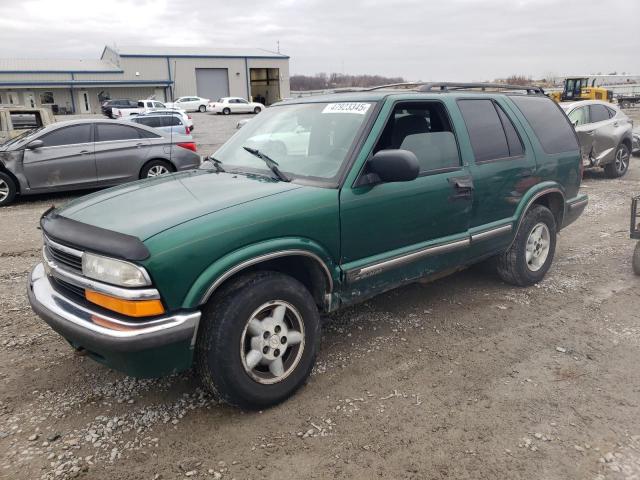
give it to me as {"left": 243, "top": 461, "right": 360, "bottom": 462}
{"left": 26, "top": 139, "right": 44, "bottom": 150}
{"left": 358, "top": 149, "right": 419, "bottom": 186}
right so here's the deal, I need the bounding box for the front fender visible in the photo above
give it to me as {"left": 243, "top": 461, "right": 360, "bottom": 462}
{"left": 182, "top": 237, "right": 340, "bottom": 309}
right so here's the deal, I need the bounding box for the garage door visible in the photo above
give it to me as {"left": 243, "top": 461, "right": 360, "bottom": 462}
{"left": 195, "top": 68, "right": 230, "bottom": 101}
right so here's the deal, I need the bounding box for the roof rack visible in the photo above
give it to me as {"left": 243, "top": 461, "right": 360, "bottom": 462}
{"left": 363, "top": 82, "right": 545, "bottom": 95}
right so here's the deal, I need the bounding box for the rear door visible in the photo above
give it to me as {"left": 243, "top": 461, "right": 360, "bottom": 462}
{"left": 456, "top": 98, "right": 537, "bottom": 253}
{"left": 22, "top": 124, "right": 96, "bottom": 190}
{"left": 94, "top": 123, "right": 152, "bottom": 184}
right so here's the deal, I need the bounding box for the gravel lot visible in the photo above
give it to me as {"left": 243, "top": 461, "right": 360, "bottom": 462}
{"left": 1, "top": 110, "right": 640, "bottom": 480}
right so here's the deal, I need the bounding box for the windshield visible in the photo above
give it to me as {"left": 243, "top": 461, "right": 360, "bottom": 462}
{"left": 209, "top": 102, "right": 375, "bottom": 182}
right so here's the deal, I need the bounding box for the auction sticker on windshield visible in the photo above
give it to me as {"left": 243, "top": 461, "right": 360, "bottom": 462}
{"left": 322, "top": 103, "right": 371, "bottom": 115}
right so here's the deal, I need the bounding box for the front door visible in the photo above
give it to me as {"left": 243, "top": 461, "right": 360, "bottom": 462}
{"left": 22, "top": 123, "right": 96, "bottom": 190}
{"left": 78, "top": 90, "right": 91, "bottom": 113}
{"left": 583, "top": 103, "right": 618, "bottom": 164}
{"left": 23, "top": 92, "right": 36, "bottom": 108}
{"left": 340, "top": 100, "right": 472, "bottom": 300}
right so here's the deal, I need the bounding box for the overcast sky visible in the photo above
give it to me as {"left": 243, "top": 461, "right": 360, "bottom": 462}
{"left": 1, "top": 0, "right": 638, "bottom": 81}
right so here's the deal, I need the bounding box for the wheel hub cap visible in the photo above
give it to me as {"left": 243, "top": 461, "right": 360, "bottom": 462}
{"left": 240, "top": 301, "right": 305, "bottom": 385}
{"left": 0, "top": 179, "right": 8, "bottom": 202}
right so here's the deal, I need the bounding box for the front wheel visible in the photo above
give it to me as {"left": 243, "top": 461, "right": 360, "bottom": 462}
{"left": 140, "top": 160, "right": 174, "bottom": 179}
{"left": 198, "top": 105, "right": 206, "bottom": 113}
{"left": 222, "top": 107, "right": 231, "bottom": 115}
{"left": 604, "top": 143, "right": 630, "bottom": 178}
{"left": 196, "top": 271, "right": 320, "bottom": 409}
{"left": 496, "top": 205, "right": 557, "bottom": 286}
{"left": 253, "top": 107, "right": 262, "bottom": 114}
{"left": 0, "top": 171, "right": 17, "bottom": 207}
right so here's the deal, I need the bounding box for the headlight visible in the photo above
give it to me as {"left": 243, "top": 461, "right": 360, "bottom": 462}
{"left": 82, "top": 253, "right": 151, "bottom": 287}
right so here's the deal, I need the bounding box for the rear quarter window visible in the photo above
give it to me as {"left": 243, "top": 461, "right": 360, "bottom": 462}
{"left": 510, "top": 96, "right": 578, "bottom": 154}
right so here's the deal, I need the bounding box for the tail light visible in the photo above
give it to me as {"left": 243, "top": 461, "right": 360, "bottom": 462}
{"left": 177, "top": 142, "right": 197, "bottom": 152}
{"left": 187, "top": 114, "right": 192, "bottom": 119}
{"left": 185, "top": 125, "right": 190, "bottom": 135}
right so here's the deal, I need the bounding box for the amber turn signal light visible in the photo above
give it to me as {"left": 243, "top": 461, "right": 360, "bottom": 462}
{"left": 85, "top": 290, "right": 165, "bottom": 317}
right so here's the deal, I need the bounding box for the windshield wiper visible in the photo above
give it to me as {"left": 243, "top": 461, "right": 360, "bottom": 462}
{"left": 207, "top": 155, "right": 225, "bottom": 172}
{"left": 242, "top": 146, "right": 290, "bottom": 182}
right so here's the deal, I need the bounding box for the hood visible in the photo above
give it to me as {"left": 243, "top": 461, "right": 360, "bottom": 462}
{"left": 58, "top": 169, "right": 302, "bottom": 240}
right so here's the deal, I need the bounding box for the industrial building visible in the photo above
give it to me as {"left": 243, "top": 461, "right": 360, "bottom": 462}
{"left": 0, "top": 46, "right": 290, "bottom": 114}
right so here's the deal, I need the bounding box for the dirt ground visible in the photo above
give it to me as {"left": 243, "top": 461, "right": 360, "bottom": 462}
{"left": 1, "top": 112, "right": 640, "bottom": 480}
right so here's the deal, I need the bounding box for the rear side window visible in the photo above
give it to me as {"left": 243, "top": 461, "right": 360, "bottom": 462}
{"left": 589, "top": 104, "right": 610, "bottom": 123}
{"left": 40, "top": 124, "right": 92, "bottom": 147}
{"left": 605, "top": 106, "right": 616, "bottom": 118}
{"left": 96, "top": 123, "right": 142, "bottom": 142}
{"left": 510, "top": 96, "right": 578, "bottom": 154}
{"left": 458, "top": 99, "right": 510, "bottom": 162}
{"left": 161, "top": 116, "right": 182, "bottom": 127}
{"left": 496, "top": 105, "right": 524, "bottom": 157}
{"left": 135, "top": 117, "right": 162, "bottom": 128}
{"left": 10, "top": 112, "right": 44, "bottom": 130}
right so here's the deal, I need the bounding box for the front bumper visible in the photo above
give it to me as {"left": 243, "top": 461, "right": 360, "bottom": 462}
{"left": 27, "top": 263, "right": 201, "bottom": 377}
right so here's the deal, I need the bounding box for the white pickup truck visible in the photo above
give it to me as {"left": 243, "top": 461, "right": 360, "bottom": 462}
{"left": 111, "top": 99, "right": 172, "bottom": 118}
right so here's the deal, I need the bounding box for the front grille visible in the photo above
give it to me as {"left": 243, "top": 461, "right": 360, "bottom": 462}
{"left": 50, "top": 276, "right": 85, "bottom": 300}
{"left": 45, "top": 240, "right": 83, "bottom": 273}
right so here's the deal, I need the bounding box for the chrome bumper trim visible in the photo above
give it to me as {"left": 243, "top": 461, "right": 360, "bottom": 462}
{"left": 29, "top": 263, "right": 200, "bottom": 341}
{"left": 43, "top": 247, "right": 160, "bottom": 300}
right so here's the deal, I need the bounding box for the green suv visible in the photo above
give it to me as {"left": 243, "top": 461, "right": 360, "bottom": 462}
{"left": 28, "top": 83, "right": 588, "bottom": 409}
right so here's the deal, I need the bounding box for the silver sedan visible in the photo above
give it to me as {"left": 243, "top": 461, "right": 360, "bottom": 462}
{"left": 561, "top": 100, "right": 634, "bottom": 178}
{"left": 0, "top": 119, "right": 201, "bottom": 206}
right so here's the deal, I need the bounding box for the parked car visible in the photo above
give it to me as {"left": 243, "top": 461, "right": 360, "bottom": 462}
{"left": 165, "top": 96, "right": 210, "bottom": 113}
{"left": 207, "top": 97, "right": 264, "bottom": 115}
{"left": 136, "top": 108, "right": 194, "bottom": 132}
{"left": 0, "top": 119, "right": 199, "bottom": 206}
{"left": 126, "top": 112, "right": 192, "bottom": 136}
{"left": 632, "top": 129, "right": 639, "bottom": 156}
{"left": 111, "top": 100, "right": 174, "bottom": 118}
{"left": 28, "top": 84, "right": 587, "bottom": 409}
{"left": 101, "top": 99, "right": 139, "bottom": 119}
{"left": 560, "top": 100, "right": 634, "bottom": 178}
{"left": 0, "top": 106, "right": 54, "bottom": 144}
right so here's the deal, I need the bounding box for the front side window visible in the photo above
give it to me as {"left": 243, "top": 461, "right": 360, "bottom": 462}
{"left": 96, "top": 123, "right": 142, "bottom": 142}
{"left": 211, "top": 101, "right": 375, "bottom": 182}
{"left": 373, "top": 102, "right": 460, "bottom": 172}
{"left": 40, "top": 124, "right": 92, "bottom": 147}
{"left": 567, "top": 106, "right": 589, "bottom": 126}
{"left": 589, "top": 104, "right": 610, "bottom": 123}
{"left": 511, "top": 96, "right": 578, "bottom": 154}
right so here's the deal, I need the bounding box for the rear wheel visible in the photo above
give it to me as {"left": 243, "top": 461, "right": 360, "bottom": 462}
{"left": 198, "top": 105, "right": 206, "bottom": 113}
{"left": 196, "top": 271, "right": 320, "bottom": 409}
{"left": 0, "top": 172, "right": 17, "bottom": 207}
{"left": 604, "top": 143, "right": 630, "bottom": 178}
{"left": 140, "top": 160, "right": 174, "bottom": 179}
{"left": 223, "top": 107, "right": 231, "bottom": 115}
{"left": 496, "top": 205, "right": 557, "bottom": 286}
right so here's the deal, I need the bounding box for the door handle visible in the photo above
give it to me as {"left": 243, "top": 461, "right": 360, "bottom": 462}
{"left": 613, "top": 122, "right": 619, "bottom": 127}
{"left": 135, "top": 143, "right": 144, "bottom": 148}
{"left": 79, "top": 150, "right": 90, "bottom": 154}
{"left": 448, "top": 175, "right": 474, "bottom": 200}
{"left": 585, "top": 130, "right": 594, "bottom": 135}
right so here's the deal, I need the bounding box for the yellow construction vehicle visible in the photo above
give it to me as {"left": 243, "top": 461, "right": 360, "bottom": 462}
{"left": 550, "top": 77, "right": 613, "bottom": 103}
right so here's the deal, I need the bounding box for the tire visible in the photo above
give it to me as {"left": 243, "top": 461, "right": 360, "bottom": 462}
{"left": 604, "top": 143, "right": 630, "bottom": 178}
{"left": 222, "top": 107, "right": 231, "bottom": 115}
{"left": 253, "top": 106, "right": 262, "bottom": 114}
{"left": 0, "top": 171, "right": 17, "bottom": 207}
{"left": 496, "top": 205, "right": 557, "bottom": 286}
{"left": 198, "top": 105, "right": 206, "bottom": 113}
{"left": 621, "top": 101, "right": 631, "bottom": 109}
{"left": 633, "top": 242, "right": 640, "bottom": 276}
{"left": 195, "top": 271, "right": 321, "bottom": 409}
{"left": 139, "top": 160, "right": 174, "bottom": 179}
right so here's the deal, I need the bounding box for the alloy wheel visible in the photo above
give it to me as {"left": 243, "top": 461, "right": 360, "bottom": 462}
{"left": 240, "top": 300, "right": 305, "bottom": 385}
{"left": 0, "top": 179, "right": 8, "bottom": 202}
{"left": 525, "top": 222, "right": 551, "bottom": 272}
{"left": 615, "top": 146, "right": 630, "bottom": 175}
{"left": 146, "top": 165, "right": 170, "bottom": 177}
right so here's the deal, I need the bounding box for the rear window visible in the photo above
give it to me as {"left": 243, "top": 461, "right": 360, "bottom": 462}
{"left": 510, "top": 96, "right": 578, "bottom": 154}
{"left": 10, "top": 112, "right": 44, "bottom": 130}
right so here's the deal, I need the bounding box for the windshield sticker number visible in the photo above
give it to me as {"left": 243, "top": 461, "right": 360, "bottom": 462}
{"left": 322, "top": 103, "right": 371, "bottom": 115}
